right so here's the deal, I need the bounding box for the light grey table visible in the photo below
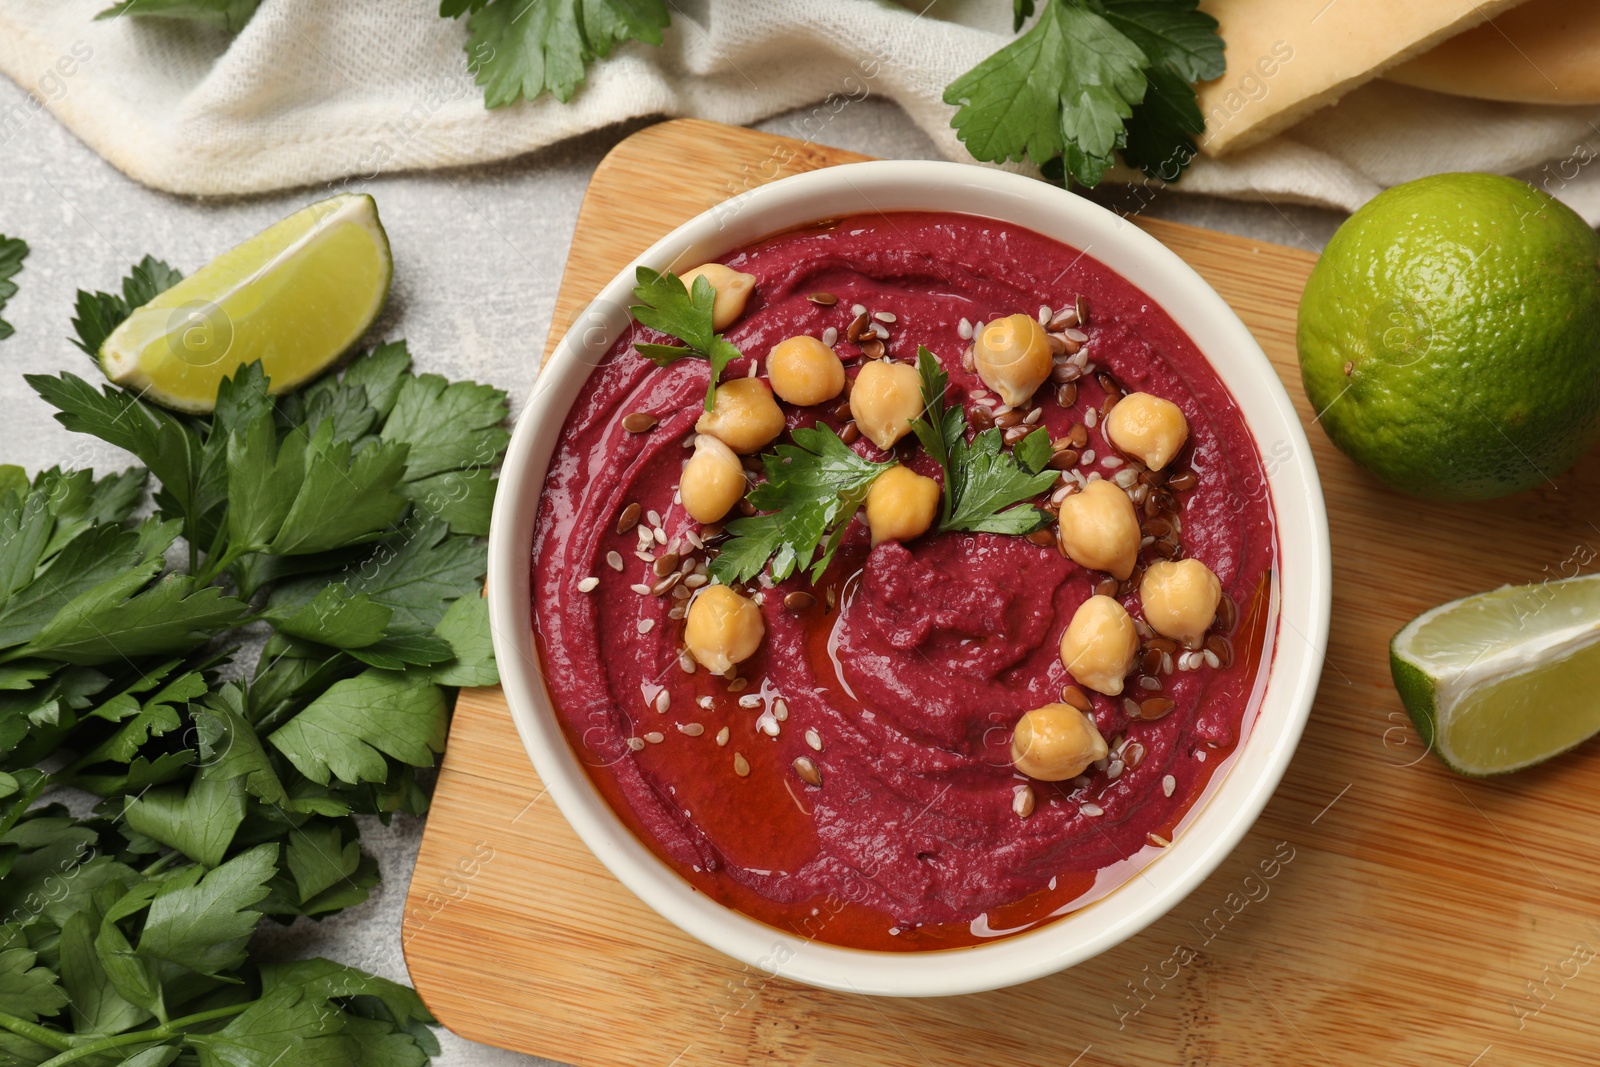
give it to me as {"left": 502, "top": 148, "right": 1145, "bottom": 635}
{"left": 0, "top": 73, "right": 1344, "bottom": 1066}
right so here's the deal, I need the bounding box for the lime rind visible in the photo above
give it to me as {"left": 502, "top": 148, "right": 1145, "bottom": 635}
{"left": 1392, "top": 574, "right": 1600, "bottom": 775}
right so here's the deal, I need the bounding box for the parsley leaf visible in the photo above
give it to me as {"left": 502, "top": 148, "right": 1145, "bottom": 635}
{"left": 268, "top": 670, "right": 448, "bottom": 786}
{"left": 0, "top": 236, "right": 27, "bottom": 342}
{"left": 910, "top": 348, "right": 1056, "bottom": 535}
{"left": 1103, "top": 0, "right": 1224, "bottom": 179}
{"left": 945, "top": 0, "right": 1224, "bottom": 188}
{"left": 135, "top": 842, "right": 279, "bottom": 977}
{"left": 0, "top": 936, "right": 68, "bottom": 1023}
{"left": 629, "top": 267, "right": 744, "bottom": 410}
{"left": 458, "top": 0, "right": 670, "bottom": 107}
{"left": 944, "top": 0, "right": 1148, "bottom": 188}
{"left": 94, "top": 0, "right": 262, "bottom": 33}
{"left": 710, "top": 426, "right": 893, "bottom": 585}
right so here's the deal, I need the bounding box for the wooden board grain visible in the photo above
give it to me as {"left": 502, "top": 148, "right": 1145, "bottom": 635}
{"left": 402, "top": 119, "right": 1600, "bottom": 1066}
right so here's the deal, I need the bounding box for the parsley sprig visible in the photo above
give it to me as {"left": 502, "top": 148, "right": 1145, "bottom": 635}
{"left": 910, "top": 347, "right": 1056, "bottom": 535}
{"left": 0, "top": 236, "right": 27, "bottom": 342}
{"left": 945, "top": 0, "right": 1225, "bottom": 187}
{"left": 709, "top": 426, "right": 893, "bottom": 586}
{"left": 628, "top": 267, "right": 744, "bottom": 411}
{"left": 0, "top": 253, "right": 507, "bottom": 1065}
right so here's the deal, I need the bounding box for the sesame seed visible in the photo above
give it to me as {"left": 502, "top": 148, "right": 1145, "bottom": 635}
{"left": 759, "top": 718, "right": 779, "bottom": 737}
{"left": 733, "top": 752, "right": 750, "bottom": 776}
{"left": 1196, "top": 750, "right": 1207, "bottom": 762}
{"left": 973, "top": 320, "right": 986, "bottom": 336}
{"left": 653, "top": 527, "right": 668, "bottom": 545}
{"left": 655, "top": 690, "right": 670, "bottom": 713}
{"left": 1114, "top": 469, "right": 1138, "bottom": 489}
{"left": 1081, "top": 803, "right": 1104, "bottom": 817}
{"left": 822, "top": 326, "right": 838, "bottom": 347}
{"left": 958, "top": 317, "right": 973, "bottom": 340}
{"left": 870, "top": 321, "right": 889, "bottom": 339}
{"left": 1162, "top": 774, "right": 1176, "bottom": 797}
{"left": 1024, "top": 407, "right": 1042, "bottom": 425}
{"left": 1148, "top": 832, "right": 1170, "bottom": 848}
{"left": 1203, "top": 649, "right": 1221, "bottom": 669}
{"left": 1038, "top": 305, "right": 1052, "bottom": 324}
{"left": 738, "top": 694, "right": 762, "bottom": 709}
{"left": 1107, "top": 759, "right": 1124, "bottom": 779}
{"left": 644, "top": 731, "right": 664, "bottom": 744}
{"left": 851, "top": 303, "right": 867, "bottom": 316}
{"left": 1161, "top": 652, "right": 1174, "bottom": 675}
{"left": 578, "top": 576, "right": 599, "bottom": 592}
{"left": 1064, "top": 327, "right": 1088, "bottom": 343}
{"left": 646, "top": 509, "right": 661, "bottom": 527}
{"left": 747, "top": 361, "right": 759, "bottom": 377}
{"left": 1080, "top": 449, "right": 1096, "bottom": 465}
{"left": 1084, "top": 407, "right": 1098, "bottom": 428}
{"left": 805, "top": 728, "right": 823, "bottom": 751}
{"left": 716, "top": 726, "right": 730, "bottom": 746}
{"left": 698, "top": 695, "right": 714, "bottom": 710}
{"left": 1139, "top": 675, "right": 1162, "bottom": 691}
{"left": 969, "top": 388, "right": 990, "bottom": 401}
{"left": 668, "top": 605, "right": 686, "bottom": 620}
{"left": 672, "top": 583, "right": 691, "bottom": 600}
{"left": 629, "top": 583, "right": 651, "bottom": 595}
{"left": 1102, "top": 455, "right": 1123, "bottom": 469}
{"left": 637, "top": 619, "right": 655, "bottom": 635}
{"left": 627, "top": 737, "right": 645, "bottom": 752}
{"left": 773, "top": 699, "right": 788, "bottom": 721}
{"left": 606, "top": 551, "right": 624, "bottom": 571}
{"left": 683, "top": 573, "right": 707, "bottom": 588}
{"left": 678, "top": 722, "right": 705, "bottom": 737}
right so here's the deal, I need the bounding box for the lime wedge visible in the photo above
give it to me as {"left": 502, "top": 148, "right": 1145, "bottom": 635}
{"left": 99, "top": 193, "right": 391, "bottom": 413}
{"left": 1391, "top": 574, "right": 1600, "bottom": 775}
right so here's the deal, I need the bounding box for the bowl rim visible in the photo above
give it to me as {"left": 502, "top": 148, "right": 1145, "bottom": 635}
{"left": 487, "top": 159, "right": 1331, "bottom": 998}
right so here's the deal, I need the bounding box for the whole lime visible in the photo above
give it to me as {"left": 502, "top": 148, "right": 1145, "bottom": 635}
{"left": 1297, "top": 173, "right": 1600, "bottom": 500}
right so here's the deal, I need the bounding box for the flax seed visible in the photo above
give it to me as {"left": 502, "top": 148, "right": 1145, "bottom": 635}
{"left": 785, "top": 591, "right": 816, "bottom": 610}
{"left": 846, "top": 312, "right": 870, "bottom": 343}
{"left": 1060, "top": 685, "right": 1092, "bottom": 712}
{"left": 622, "top": 412, "right": 658, "bottom": 433}
{"left": 793, "top": 756, "right": 822, "bottom": 786}
{"left": 616, "top": 503, "right": 641, "bottom": 535}
{"left": 808, "top": 292, "right": 838, "bottom": 306}
{"left": 861, "top": 338, "right": 886, "bottom": 360}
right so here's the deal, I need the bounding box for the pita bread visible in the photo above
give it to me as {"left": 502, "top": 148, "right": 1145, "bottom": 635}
{"left": 1384, "top": 0, "right": 1600, "bottom": 104}
{"left": 1195, "top": 0, "right": 1531, "bottom": 156}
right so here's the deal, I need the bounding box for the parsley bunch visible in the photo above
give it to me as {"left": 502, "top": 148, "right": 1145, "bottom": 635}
{"left": 0, "top": 255, "right": 507, "bottom": 1065}
{"left": 93, "top": 1, "right": 1224, "bottom": 191}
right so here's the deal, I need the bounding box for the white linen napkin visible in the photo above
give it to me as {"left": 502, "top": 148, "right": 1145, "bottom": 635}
{"left": 4, "top": 0, "right": 1600, "bottom": 222}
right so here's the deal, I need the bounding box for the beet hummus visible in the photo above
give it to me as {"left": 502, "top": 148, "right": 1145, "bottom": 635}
{"left": 532, "top": 211, "right": 1277, "bottom": 952}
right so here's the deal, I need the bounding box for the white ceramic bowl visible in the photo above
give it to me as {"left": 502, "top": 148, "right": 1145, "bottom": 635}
{"left": 488, "top": 160, "right": 1330, "bottom": 997}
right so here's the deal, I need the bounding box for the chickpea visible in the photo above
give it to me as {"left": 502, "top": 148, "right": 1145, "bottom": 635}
{"left": 849, "top": 360, "right": 923, "bottom": 450}
{"left": 1056, "top": 480, "right": 1140, "bottom": 579}
{"left": 1139, "top": 558, "right": 1221, "bottom": 648}
{"left": 684, "top": 584, "right": 764, "bottom": 675}
{"left": 767, "top": 335, "right": 845, "bottom": 406}
{"left": 679, "top": 263, "right": 757, "bottom": 331}
{"left": 695, "top": 378, "right": 786, "bottom": 454}
{"left": 680, "top": 435, "right": 747, "bottom": 524}
{"left": 974, "top": 313, "right": 1052, "bottom": 408}
{"left": 1059, "top": 594, "right": 1138, "bottom": 696}
{"left": 865, "top": 465, "right": 940, "bottom": 544}
{"left": 1104, "top": 392, "right": 1189, "bottom": 471}
{"left": 1011, "top": 703, "right": 1108, "bottom": 782}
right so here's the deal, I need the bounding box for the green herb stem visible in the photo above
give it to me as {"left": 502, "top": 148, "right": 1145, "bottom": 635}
{"left": 0, "top": 1012, "right": 74, "bottom": 1053}
{"left": 33, "top": 1004, "right": 251, "bottom": 1067}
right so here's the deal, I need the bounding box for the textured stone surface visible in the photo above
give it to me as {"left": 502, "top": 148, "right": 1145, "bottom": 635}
{"left": 0, "top": 72, "right": 1342, "bottom": 1065}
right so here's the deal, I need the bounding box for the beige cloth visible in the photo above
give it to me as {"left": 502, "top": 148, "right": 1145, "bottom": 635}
{"left": 4, "top": 0, "right": 1600, "bottom": 221}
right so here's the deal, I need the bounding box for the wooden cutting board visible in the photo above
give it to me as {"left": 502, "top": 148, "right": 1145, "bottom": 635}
{"left": 402, "top": 119, "right": 1600, "bottom": 1067}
